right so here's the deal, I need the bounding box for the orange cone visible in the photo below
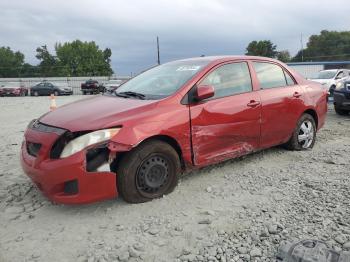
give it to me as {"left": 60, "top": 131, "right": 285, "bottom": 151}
{"left": 50, "top": 94, "right": 57, "bottom": 111}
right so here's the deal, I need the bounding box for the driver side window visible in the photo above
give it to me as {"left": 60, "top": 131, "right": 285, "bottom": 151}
{"left": 200, "top": 62, "right": 252, "bottom": 100}
{"left": 336, "top": 71, "right": 344, "bottom": 79}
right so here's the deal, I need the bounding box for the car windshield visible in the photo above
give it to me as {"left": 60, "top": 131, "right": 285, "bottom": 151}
{"left": 315, "top": 70, "right": 337, "bottom": 79}
{"left": 114, "top": 60, "right": 210, "bottom": 99}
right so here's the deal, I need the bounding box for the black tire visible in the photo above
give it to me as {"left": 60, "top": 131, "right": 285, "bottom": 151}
{"left": 117, "top": 140, "right": 180, "bottom": 203}
{"left": 33, "top": 91, "right": 39, "bottom": 97}
{"left": 285, "top": 114, "right": 316, "bottom": 151}
{"left": 334, "top": 106, "right": 349, "bottom": 115}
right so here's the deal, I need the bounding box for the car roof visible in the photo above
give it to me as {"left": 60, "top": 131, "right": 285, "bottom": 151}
{"left": 174, "top": 55, "right": 282, "bottom": 64}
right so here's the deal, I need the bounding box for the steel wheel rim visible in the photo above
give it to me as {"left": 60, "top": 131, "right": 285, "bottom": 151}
{"left": 297, "top": 120, "right": 314, "bottom": 148}
{"left": 136, "top": 155, "right": 170, "bottom": 196}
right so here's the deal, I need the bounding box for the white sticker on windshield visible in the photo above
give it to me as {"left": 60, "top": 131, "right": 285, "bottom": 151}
{"left": 176, "top": 65, "right": 201, "bottom": 71}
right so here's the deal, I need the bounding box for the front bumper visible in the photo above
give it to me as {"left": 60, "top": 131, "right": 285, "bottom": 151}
{"left": 333, "top": 91, "right": 350, "bottom": 110}
{"left": 0, "top": 91, "right": 21, "bottom": 96}
{"left": 60, "top": 90, "right": 73, "bottom": 95}
{"left": 20, "top": 127, "right": 117, "bottom": 204}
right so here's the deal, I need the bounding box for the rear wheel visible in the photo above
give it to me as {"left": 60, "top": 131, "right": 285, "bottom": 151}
{"left": 34, "top": 91, "right": 39, "bottom": 97}
{"left": 117, "top": 140, "right": 180, "bottom": 203}
{"left": 54, "top": 90, "right": 59, "bottom": 96}
{"left": 285, "top": 114, "right": 316, "bottom": 150}
{"left": 334, "top": 106, "right": 349, "bottom": 115}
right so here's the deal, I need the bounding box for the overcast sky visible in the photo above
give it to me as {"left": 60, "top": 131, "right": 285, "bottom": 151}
{"left": 1, "top": 0, "right": 349, "bottom": 75}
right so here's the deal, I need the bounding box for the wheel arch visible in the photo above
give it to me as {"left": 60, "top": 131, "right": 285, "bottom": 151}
{"left": 302, "top": 108, "right": 318, "bottom": 128}
{"left": 111, "top": 134, "right": 185, "bottom": 172}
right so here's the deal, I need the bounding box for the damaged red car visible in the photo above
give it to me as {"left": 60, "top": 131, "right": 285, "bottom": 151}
{"left": 21, "top": 56, "right": 327, "bottom": 204}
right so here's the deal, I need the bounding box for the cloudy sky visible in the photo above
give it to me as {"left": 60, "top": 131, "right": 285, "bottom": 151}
{"left": 1, "top": 0, "right": 349, "bottom": 75}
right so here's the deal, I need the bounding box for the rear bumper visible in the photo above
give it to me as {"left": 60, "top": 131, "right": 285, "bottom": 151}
{"left": 334, "top": 91, "right": 350, "bottom": 110}
{"left": 20, "top": 128, "right": 117, "bottom": 204}
{"left": 81, "top": 88, "right": 100, "bottom": 93}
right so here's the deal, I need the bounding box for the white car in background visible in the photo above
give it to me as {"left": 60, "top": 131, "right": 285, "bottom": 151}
{"left": 311, "top": 69, "right": 349, "bottom": 96}
{"left": 103, "top": 79, "right": 125, "bottom": 93}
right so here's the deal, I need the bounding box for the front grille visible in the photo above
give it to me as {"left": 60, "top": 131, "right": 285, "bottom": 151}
{"left": 26, "top": 142, "right": 42, "bottom": 157}
{"left": 29, "top": 120, "right": 66, "bottom": 135}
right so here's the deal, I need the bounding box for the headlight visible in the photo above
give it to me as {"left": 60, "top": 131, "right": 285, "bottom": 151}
{"left": 335, "top": 82, "right": 344, "bottom": 90}
{"left": 60, "top": 128, "right": 120, "bottom": 158}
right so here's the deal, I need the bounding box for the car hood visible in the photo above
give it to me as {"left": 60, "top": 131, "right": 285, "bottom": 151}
{"left": 39, "top": 95, "right": 158, "bottom": 132}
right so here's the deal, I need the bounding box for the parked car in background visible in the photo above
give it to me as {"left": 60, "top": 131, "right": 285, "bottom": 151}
{"left": 333, "top": 78, "right": 350, "bottom": 115}
{"left": 311, "top": 69, "right": 349, "bottom": 96}
{"left": 30, "top": 82, "right": 73, "bottom": 96}
{"left": 81, "top": 79, "right": 104, "bottom": 94}
{"left": 21, "top": 56, "right": 327, "bottom": 204}
{"left": 0, "top": 82, "right": 28, "bottom": 96}
{"left": 103, "top": 79, "right": 125, "bottom": 93}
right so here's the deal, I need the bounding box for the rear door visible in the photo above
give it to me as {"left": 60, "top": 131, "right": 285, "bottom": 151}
{"left": 35, "top": 83, "right": 45, "bottom": 95}
{"left": 252, "top": 61, "right": 304, "bottom": 148}
{"left": 189, "top": 61, "right": 261, "bottom": 166}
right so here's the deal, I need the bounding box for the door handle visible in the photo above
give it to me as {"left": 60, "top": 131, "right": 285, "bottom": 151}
{"left": 247, "top": 100, "right": 260, "bottom": 107}
{"left": 293, "top": 92, "right": 302, "bottom": 98}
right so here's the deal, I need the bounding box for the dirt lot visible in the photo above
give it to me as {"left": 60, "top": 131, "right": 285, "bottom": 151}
{"left": 0, "top": 95, "right": 349, "bottom": 262}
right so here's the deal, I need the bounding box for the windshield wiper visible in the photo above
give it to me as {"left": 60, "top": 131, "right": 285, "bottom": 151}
{"left": 116, "top": 91, "right": 146, "bottom": 100}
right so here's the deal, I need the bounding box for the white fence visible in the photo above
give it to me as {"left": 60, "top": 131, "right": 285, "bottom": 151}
{"left": 0, "top": 76, "right": 131, "bottom": 95}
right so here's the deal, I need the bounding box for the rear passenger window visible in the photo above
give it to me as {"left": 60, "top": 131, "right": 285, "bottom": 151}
{"left": 201, "top": 62, "right": 252, "bottom": 99}
{"left": 284, "top": 71, "right": 295, "bottom": 86}
{"left": 253, "top": 62, "right": 287, "bottom": 89}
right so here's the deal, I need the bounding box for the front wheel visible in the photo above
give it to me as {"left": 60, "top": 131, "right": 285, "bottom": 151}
{"left": 285, "top": 114, "right": 316, "bottom": 150}
{"left": 117, "top": 140, "right": 180, "bottom": 203}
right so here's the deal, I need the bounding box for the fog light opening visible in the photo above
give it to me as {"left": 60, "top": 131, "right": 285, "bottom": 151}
{"left": 64, "top": 180, "right": 78, "bottom": 195}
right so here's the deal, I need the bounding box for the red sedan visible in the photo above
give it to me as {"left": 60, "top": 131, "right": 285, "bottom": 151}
{"left": 20, "top": 56, "right": 327, "bottom": 204}
{"left": 0, "top": 82, "right": 28, "bottom": 96}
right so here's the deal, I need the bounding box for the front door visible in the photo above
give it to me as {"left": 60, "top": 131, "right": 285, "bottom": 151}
{"left": 189, "top": 62, "right": 261, "bottom": 166}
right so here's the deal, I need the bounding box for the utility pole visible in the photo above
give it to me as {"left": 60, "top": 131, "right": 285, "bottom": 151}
{"left": 157, "top": 36, "right": 160, "bottom": 65}
{"left": 300, "top": 33, "right": 304, "bottom": 62}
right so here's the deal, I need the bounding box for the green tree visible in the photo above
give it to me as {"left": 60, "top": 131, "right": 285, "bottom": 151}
{"left": 36, "top": 45, "right": 59, "bottom": 77}
{"left": 245, "top": 40, "right": 277, "bottom": 58}
{"left": 55, "top": 40, "right": 113, "bottom": 76}
{"left": 20, "top": 63, "right": 40, "bottom": 77}
{"left": 0, "top": 47, "right": 25, "bottom": 77}
{"left": 276, "top": 50, "right": 291, "bottom": 63}
{"left": 292, "top": 30, "right": 350, "bottom": 61}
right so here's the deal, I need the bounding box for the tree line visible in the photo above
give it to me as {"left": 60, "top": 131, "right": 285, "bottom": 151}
{"left": 0, "top": 40, "right": 113, "bottom": 78}
{"left": 1, "top": 30, "right": 349, "bottom": 78}
{"left": 246, "top": 30, "right": 350, "bottom": 63}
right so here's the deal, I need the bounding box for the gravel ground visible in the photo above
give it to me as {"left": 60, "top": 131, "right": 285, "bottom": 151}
{"left": 0, "top": 95, "right": 349, "bottom": 262}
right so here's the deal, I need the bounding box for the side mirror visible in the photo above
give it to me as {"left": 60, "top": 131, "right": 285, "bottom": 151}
{"left": 195, "top": 85, "right": 215, "bottom": 101}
